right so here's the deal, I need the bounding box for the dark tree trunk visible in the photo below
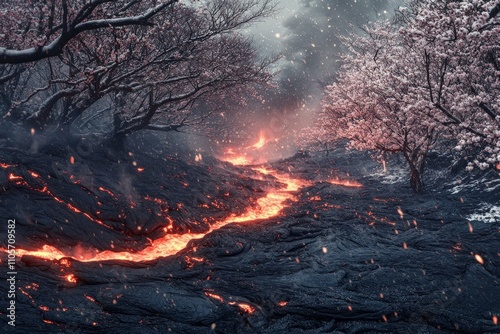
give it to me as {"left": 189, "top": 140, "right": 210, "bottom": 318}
{"left": 409, "top": 164, "right": 425, "bottom": 193}
{"left": 404, "top": 149, "right": 427, "bottom": 193}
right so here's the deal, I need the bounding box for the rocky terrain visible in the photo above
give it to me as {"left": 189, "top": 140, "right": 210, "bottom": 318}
{"left": 0, "top": 140, "right": 499, "bottom": 333}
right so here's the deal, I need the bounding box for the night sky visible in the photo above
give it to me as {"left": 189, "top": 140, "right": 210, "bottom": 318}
{"left": 248, "top": 0, "right": 401, "bottom": 110}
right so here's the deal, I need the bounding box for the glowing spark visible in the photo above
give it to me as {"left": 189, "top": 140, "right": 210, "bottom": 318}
{"left": 493, "top": 315, "right": 498, "bottom": 325}
{"left": 277, "top": 301, "right": 288, "bottom": 307}
{"left": 382, "top": 315, "right": 388, "bottom": 322}
{"left": 30, "top": 128, "right": 35, "bottom": 135}
{"left": 70, "top": 156, "right": 75, "bottom": 165}
{"left": 322, "top": 246, "right": 328, "bottom": 254}
{"left": 474, "top": 254, "right": 484, "bottom": 265}
{"left": 403, "top": 242, "right": 408, "bottom": 249}
{"left": 468, "top": 223, "right": 473, "bottom": 233}
{"left": 347, "top": 305, "right": 353, "bottom": 311}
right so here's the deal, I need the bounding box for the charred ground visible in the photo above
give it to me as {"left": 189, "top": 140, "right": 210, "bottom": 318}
{"left": 0, "top": 141, "right": 499, "bottom": 334}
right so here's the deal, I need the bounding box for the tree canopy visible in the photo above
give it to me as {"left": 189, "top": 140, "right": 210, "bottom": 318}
{"left": 0, "top": 0, "right": 277, "bottom": 141}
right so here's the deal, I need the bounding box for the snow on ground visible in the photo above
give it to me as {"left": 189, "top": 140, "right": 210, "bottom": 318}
{"left": 371, "top": 165, "right": 407, "bottom": 184}
{"left": 466, "top": 203, "right": 500, "bottom": 223}
{"left": 449, "top": 172, "right": 500, "bottom": 194}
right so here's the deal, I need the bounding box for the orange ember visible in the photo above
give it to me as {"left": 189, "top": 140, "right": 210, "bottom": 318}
{"left": 205, "top": 292, "right": 225, "bottom": 303}
{"left": 474, "top": 254, "right": 485, "bottom": 265}
{"left": 13, "top": 168, "right": 307, "bottom": 263}
{"left": 397, "top": 207, "right": 404, "bottom": 219}
{"left": 65, "top": 274, "right": 77, "bottom": 283}
{"left": 9, "top": 173, "right": 23, "bottom": 181}
{"left": 228, "top": 301, "right": 255, "bottom": 314}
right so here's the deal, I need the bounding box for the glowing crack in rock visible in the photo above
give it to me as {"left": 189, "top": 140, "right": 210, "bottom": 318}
{"left": 15, "top": 168, "right": 307, "bottom": 263}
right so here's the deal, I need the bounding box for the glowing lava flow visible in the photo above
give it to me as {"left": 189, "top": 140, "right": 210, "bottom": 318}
{"left": 15, "top": 168, "right": 307, "bottom": 263}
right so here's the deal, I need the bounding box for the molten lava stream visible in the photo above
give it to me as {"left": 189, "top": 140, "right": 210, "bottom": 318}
{"left": 14, "top": 168, "right": 307, "bottom": 263}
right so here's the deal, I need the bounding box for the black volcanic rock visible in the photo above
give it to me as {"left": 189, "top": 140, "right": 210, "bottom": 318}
{"left": 1, "top": 145, "right": 499, "bottom": 334}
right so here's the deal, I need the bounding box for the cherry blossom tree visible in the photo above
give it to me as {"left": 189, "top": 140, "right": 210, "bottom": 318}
{"left": 0, "top": 0, "right": 276, "bottom": 143}
{"left": 320, "top": 21, "right": 443, "bottom": 192}
{"left": 317, "top": 0, "right": 499, "bottom": 192}
{"left": 396, "top": 0, "right": 500, "bottom": 171}
{"left": 0, "top": 0, "right": 178, "bottom": 64}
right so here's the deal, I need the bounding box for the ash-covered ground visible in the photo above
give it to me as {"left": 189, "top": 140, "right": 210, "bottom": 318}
{"left": 0, "top": 141, "right": 499, "bottom": 334}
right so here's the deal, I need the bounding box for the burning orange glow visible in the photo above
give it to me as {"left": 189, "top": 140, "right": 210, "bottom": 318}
{"left": 13, "top": 168, "right": 307, "bottom": 262}
{"left": 468, "top": 223, "right": 473, "bottom": 233}
{"left": 474, "top": 254, "right": 485, "bottom": 265}
{"left": 228, "top": 301, "right": 255, "bottom": 314}
{"left": 277, "top": 301, "right": 288, "bottom": 307}
{"left": 84, "top": 294, "right": 96, "bottom": 303}
{"left": 248, "top": 131, "right": 267, "bottom": 149}
{"left": 328, "top": 179, "right": 362, "bottom": 188}
{"left": 205, "top": 292, "right": 225, "bottom": 303}
{"left": 221, "top": 130, "right": 271, "bottom": 165}
{"left": 222, "top": 153, "right": 252, "bottom": 166}
{"left": 0, "top": 163, "right": 16, "bottom": 168}
{"left": 65, "top": 274, "right": 77, "bottom": 283}
{"left": 496, "top": 163, "right": 500, "bottom": 171}
{"left": 9, "top": 173, "right": 23, "bottom": 181}
{"left": 493, "top": 315, "right": 498, "bottom": 325}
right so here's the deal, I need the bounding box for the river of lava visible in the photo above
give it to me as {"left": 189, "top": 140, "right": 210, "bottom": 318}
{"left": 15, "top": 168, "right": 307, "bottom": 263}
